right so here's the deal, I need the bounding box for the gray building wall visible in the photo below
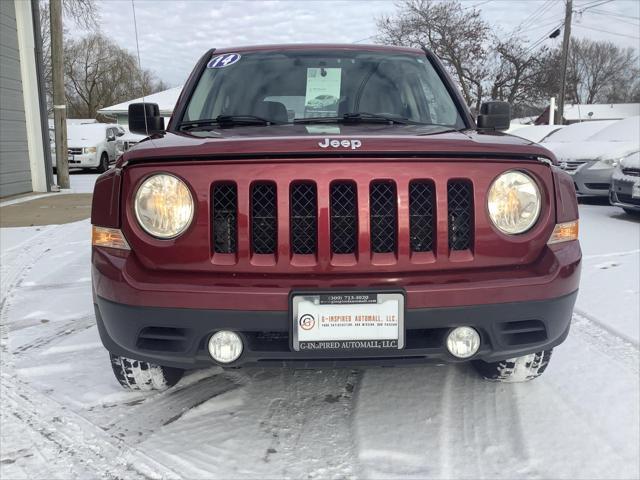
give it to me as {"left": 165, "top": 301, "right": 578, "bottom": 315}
{"left": 0, "top": 0, "right": 32, "bottom": 197}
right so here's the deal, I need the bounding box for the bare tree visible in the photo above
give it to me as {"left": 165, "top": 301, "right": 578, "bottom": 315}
{"left": 39, "top": 0, "right": 98, "bottom": 113}
{"left": 377, "top": 0, "right": 491, "bottom": 112}
{"left": 565, "top": 38, "right": 639, "bottom": 104}
{"left": 64, "top": 33, "right": 167, "bottom": 118}
{"left": 377, "top": 0, "right": 640, "bottom": 117}
{"left": 488, "top": 39, "right": 554, "bottom": 117}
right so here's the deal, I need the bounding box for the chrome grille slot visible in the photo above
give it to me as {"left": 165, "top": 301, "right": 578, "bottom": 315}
{"left": 370, "top": 181, "right": 397, "bottom": 254}
{"left": 212, "top": 183, "right": 238, "bottom": 253}
{"left": 330, "top": 182, "right": 357, "bottom": 254}
{"left": 409, "top": 181, "right": 435, "bottom": 252}
{"left": 251, "top": 183, "right": 277, "bottom": 254}
{"left": 290, "top": 183, "right": 317, "bottom": 255}
{"left": 448, "top": 180, "right": 473, "bottom": 251}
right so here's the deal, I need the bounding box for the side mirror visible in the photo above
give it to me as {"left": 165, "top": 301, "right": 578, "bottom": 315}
{"left": 107, "top": 134, "right": 116, "bottom": 142}
{"left": 128, "top": 102, "right": 165, "bottom": 136}
{"left": 477, "top": 101, "right": 510, "bottom": 131}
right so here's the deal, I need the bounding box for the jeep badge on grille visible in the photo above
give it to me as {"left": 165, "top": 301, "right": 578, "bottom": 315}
{"left": 318, "top": 138, "right": 362, "bottom": 150}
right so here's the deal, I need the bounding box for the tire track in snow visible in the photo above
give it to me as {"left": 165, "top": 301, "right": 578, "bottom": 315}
{"left": 106, "top": 372, "right": 243, "bottom": 442}
{"left": 12, "top": 314, "right": 95, "bottom": 356}
{"left": 137, "top": 368, "right": 362, "bottom": 479}
{"left": 571, "top": 310, "right": 639, "bottom": 373}
{"left": 1, "top": 373, "right": 182, "bottom": 479}
{"left": 251, "top": 368, "right": 362, "bottom": 478}
{"left": 355, "top": 364, "right": 536, "bottom": 479}
{"left": 1, "top": 224, "right": 65, "bottom": 369}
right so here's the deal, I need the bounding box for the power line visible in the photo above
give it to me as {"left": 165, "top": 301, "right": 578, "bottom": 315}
{"left": 574, "top": 23, "right": 640, "bottom": 39}
{"left": 510, "top": 0, "right": 556, "bottom": 35}
{"left": 586, "top": 10, "right": 640, "bottom": 27}
{"left": 470, "top": 0, "right": 493, "bottom": 7}
{"left": 576, "top": 0, "right": 613, "bottom": 9}
{"left": 519, "top": 17, "right": 567, "bottom": 35}
{"left": 352, "top": 35, "right": 376, "bottom": 44}
{"left": 590, "top": 8, "right": 640, "bottom": 22}
{"left": 523, "top": 1, "right": 558, "bottom": 31}
{"left": 523, "top": 21, "right": 565, "bottom": 55}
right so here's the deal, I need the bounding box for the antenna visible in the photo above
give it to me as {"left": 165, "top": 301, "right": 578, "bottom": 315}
{"left": 131, "top": 0, "right": 149, "bottom": 136}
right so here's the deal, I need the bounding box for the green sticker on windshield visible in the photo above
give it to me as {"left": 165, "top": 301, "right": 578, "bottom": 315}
{"left": 304, "top": 68, "right": 341, "bottom": 118}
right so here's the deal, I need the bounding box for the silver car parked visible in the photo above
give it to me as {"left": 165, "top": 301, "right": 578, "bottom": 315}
{"left": 543, "top": 117, "right": 639, "bottom": 197}
{"left": 610, "top": 151, "right": 640, "bottom": 215}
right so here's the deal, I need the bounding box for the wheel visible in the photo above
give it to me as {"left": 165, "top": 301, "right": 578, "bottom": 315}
{"left": 97, "top": 152, "right": 109, "bottom": 173}
{"left": 623, "top": 208, "right": 640, "bottom": 217}
{"left": 109, "top": 353, "right": 184, "bottom": 391}
{"left": 472, "top": 349, "right": 552, "bottom": 383}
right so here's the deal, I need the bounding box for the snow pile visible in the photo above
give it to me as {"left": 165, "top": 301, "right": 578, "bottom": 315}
{"left": 543, "top": 117, "right": 640, "bottom": 162}
{"left": 541, "top": 120, "right": 616, "bottom": 144}
{"left": 509, "top": 125, "right": 564, "bottom": 143}
{"left": 588, "top": 116, "right": 640, "bottom": 143}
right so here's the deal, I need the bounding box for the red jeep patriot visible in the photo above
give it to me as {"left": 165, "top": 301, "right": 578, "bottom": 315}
{"left": 91, "top": 45, "right": 581, "bottom": 390}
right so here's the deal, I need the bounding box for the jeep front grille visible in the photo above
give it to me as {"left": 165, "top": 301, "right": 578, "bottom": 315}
{"left": 330, "top": 182, "right": 357, "bottom": 254}
{"left": 370, "top": 181, "right": 397, "bottom": 253}
{"left": 211, "top": 176, "right": 476, "bottom": 263}
{"left": 290, "top": 183, "right": 317, "bottom": 255}
{"left": 212, "top": 183, "right": 237, "bottom": 253}
{"left": 448, "top": 180, "right": 473, "bottom": 251}
{"left": 251, "top": 183, "right": 277, "bottom": 254}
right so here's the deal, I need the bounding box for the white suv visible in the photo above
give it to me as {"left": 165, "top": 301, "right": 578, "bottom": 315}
{"left": 52, "top": 124, "right": 124, "bottom": 172}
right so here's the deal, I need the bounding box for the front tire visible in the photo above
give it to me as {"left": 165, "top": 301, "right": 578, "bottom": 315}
{"left": 110, "top": 354, "right": 184, "bottom": 391}
{"left": 97, "top": 152, "right": 109, "bottom": 173}
{"left": 472, "top": 349, "right": 553, "bottom": 383}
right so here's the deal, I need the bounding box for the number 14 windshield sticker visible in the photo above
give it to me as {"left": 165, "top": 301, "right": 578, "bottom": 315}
{"left": 207, "top": 53, "right": 241, "bottom": 69}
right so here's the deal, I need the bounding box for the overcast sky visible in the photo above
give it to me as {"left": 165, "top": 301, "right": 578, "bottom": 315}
{"left": 70, "top": 0, "right": 640, "bottom": 87}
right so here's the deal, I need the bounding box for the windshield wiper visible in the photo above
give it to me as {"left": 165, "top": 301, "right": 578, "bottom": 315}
{"left": 178, "top": 115, "right": 277, "bottom": 130}
{"left": 295, "top": 112, "right": 417, "bottom": 125}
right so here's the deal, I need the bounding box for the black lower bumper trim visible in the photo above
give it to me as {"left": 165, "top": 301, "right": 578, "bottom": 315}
{"left": 95, "top": 291, "right": 577, "bottom": 369}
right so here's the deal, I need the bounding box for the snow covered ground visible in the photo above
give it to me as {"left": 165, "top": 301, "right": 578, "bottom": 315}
{"left": 1, "top": 174, "right": 638, "bottom": 479}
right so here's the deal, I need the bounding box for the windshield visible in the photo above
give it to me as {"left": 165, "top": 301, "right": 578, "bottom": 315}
{"left": 181, "top": 50, "right": 465, "bottom": 128}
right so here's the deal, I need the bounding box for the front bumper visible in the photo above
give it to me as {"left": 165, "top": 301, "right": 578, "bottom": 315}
{"left": 94, "top": 291, "right": 577, "bottom": 368}
{"left": 609, "top": 172, "right": 640, "bottom": 211}
{"left": 571, "top": 162, "right": 614, "bottom": 197}
{"left": 93, "top": 239, "right": 581, "bottom": 368}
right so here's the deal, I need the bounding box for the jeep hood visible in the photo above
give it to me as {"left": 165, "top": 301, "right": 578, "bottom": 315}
{"left": 120, "top": 124, "right": 554, "bottom": 165}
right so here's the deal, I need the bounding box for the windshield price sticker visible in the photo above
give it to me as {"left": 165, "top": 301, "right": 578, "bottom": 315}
{"left": 207, "top": 53, "right": 241, "bottom": 69}
{"left": 304, "top": 67, "right": 342, "bottom": 117}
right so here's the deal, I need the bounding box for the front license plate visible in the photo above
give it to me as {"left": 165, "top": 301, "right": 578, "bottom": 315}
{"left": 291, "top": 292, "right": 404, "bottom": 351}
{"left": 632, "top": 182, "right": 640, "bottom": 199}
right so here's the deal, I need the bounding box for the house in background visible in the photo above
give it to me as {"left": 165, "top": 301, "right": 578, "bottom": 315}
{"left": 535, "top": 103, "right": 640, "bottom": 125}
{"left": 0, "top": 0, "right": 52, "bottom": 197}
{"left": 97, "top": 86, "right": 183, "bottom": 127}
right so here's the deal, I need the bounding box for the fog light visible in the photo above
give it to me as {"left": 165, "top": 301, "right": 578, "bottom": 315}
{"left": 446, "top": 327, "right": 480, "bottom": 358}
{"left": 208, "top": 330, "right": 243, "bottom": 363}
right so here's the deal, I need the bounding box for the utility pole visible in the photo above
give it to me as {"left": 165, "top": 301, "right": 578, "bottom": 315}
{"left": 50, "top": 0, "right": 69, "bottom": 189}
{"left": 557, "top": 0, "right": 573, "bottom": 125}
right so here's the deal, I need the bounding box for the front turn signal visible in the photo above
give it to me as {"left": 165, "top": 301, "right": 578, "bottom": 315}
{"left": 547, "top": 220, "right": 579, "bottom": 244}
{"left": 92, "top": 226, "right": 130, "bottom": 250}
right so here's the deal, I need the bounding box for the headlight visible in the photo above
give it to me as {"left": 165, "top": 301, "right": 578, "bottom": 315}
{"left": 593, "top": 157, "right": 619, "bottom": 169}
{"left": 487, "top": 171, "right": 541, "bottom": 234}
{"left": 83, "top": 147, "right": 97, "bottom": 154}
{"left": 134, "top": 173, "right": 194, "bottom": 238}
